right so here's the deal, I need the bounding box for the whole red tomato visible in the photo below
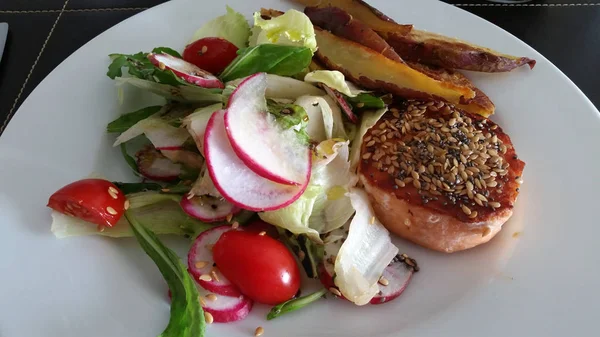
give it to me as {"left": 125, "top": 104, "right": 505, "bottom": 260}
{"left": 183, "top": 37, "right": 238, "bottom": 75}
{"left": 47, "top": 179, "right": 127, "bottom": 227}
{"left": 213, "top": 230, "right": 300, "bottom": 305}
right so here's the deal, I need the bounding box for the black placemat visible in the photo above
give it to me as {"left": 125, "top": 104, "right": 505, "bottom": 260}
{"left": 1, "top": 0, "right": 598, "bottom": 136}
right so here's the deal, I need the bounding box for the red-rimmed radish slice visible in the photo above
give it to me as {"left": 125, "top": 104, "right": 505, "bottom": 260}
{"left": 204, "top": 110, "right": 309, "bottom": 212}
{"left": 323, "top": 85, "right": 358, "bottom": 123}
{"left": 224, "top": 72, "right": 311, "bottom": 186}
{"left": 194, "top": 280, "right": 253, "bottom": 323}
{"left": 168, "top": 274, "right": 253, "bottom": 323}
{"left": 180, "top": 195, "right": 240, "bottom": 222}
{"left": 147, "top": 52, "right": 224, "bottom": 89}
{"left": 188, "top": 225, "right": 241, "bottom": 297}
{"left": 136, "top": 146, "right": 182, "bottom": 181}
{"left": 369, "top": 256, "right": 413, "bottom": 305}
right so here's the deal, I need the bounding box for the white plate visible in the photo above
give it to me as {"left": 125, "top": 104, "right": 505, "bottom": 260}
{"left": 1, "top": 0, "right": 599, "bottom": 336}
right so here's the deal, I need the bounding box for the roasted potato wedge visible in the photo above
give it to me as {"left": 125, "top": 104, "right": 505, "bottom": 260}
{"left": 314, "top": 28, "right": 475, "bottom": 104}
{"left": 407, "top": 62, "right": 495, "bottom": 116}
{"left": 387, "top": 30, "right": 536, "bottom": 73}
{"left": 304, "top": 6, "right": 403, "bottom": 62}
{"left": 292, "top": 0, "right": 412, "bottom": 36}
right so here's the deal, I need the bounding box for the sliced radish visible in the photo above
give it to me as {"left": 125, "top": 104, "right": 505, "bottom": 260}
{"left": 136, "top": 146, "right": 182, "bottom": 181}
{"left": 224, "top": 72, "right": 311, "bottom": 186}
{"left": 323, "top": 85, "right": 358, "bottom": 123}
{"left": 168, "top": 273, "right": 253, "bottom": 323}
{"left": 147, "top": 52, "right": 224, "bottom": 89}
{"left": 180, "top": 195, "right": 241, "bottom": 222}
{"left": 204, "top": 110, "right": 309, "bottom": 211}
{"left": 188, "top": 225, "right": 241, "bottom": 297}
{"left": 369, "top": 256, "right": 413, "bottom": 305}
{"left": 194, "top": 280, "right": 253, "bottom": 323}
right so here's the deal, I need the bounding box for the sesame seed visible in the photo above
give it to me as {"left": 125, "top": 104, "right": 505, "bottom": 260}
{"left": 255, "top": 326, "right": 265, "bottom": 337}
{"left": 199, "top": 297, "right": 206, "bottom": 306}
{"left": 108, "top": 188, "right": 118, "bottom": 199}
{"left": 370, "top": 216, "right": 375, "bottom": 225}
{"left": 106, "top": 207, "right": 117, "bottom": 215}
{"left": 201, "top": 45, "right": 208, "bottom": 54}
{"left": 206, "top": 293, "right": 218, "bottom": 302}
{"left": 204, "top": 312, "right": 214, "bottom": 324}
{"left": 231, "top": 221, "right": 239, "bottom": 229}
{"left": 186, "top": 193, "right": 194, "bottom": 200}
{"left": 298, "top": 250, "right": 306, "bottom": 261}
{"left": 124, "top": 199, "right": 130, "bottom": 210}
{"left": 356, "top": 102, "right": 365, "bottom": 108}
{"left": 199, "top": 274, "right": 212, "bottom": 282}
{"left": 329, "top": 287, "right": 342, "bottom": 296}
{"left": 97, "top": 225, "right": 105, "bottom": 232}
{"left": 469, "top": 211, "right": 478, "bottom": 218}
{"left": 482, "top": 227, "right": 491, "bottom": 237}
{"left": 461, "top": 204, "right": 472, "bottom": 215}
{"left": 195, "top": 261, "right": 208, "bottom": 269}
{"left": 378, "top": 276, "right": 389, "bottom": 286}
{"left": 158, "top": 62, "right": 166, "bottom": 70}
{"left": 210, "top": 269, "right": 220, "bottom": 282}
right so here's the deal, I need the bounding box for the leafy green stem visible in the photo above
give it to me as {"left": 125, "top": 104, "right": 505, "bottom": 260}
{"left": 267, "top": 289, "right": 327, "bottom": 320}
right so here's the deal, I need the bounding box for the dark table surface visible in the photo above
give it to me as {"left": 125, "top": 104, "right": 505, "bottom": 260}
{"left": 1, "top": 0, "right": 598, "bottom": 136}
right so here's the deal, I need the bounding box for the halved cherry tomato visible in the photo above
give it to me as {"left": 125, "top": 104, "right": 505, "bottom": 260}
{"left": 183, "top": 37, "right": 238, "bottom": 75}
{"left": 47, "top": 179, "right": 127, "bottom": 227}
{"left": 213, "top": 230, "right": 300, "bottom": 305}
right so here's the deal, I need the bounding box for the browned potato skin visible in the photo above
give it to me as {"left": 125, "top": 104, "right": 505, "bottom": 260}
{"left": 407, "top": 62, "right": 495, "bottom": 116}
{"left": 387, "top": 30, "right": 536, "bottom": 73}
{"left": 292, "top": 0, "right": 412, "bottom": 35}
{"left": 304, "top": 6, "right": 403, "bottom": 62}
{"left": 313, "top": 28, "right": 475, "bottom": 103}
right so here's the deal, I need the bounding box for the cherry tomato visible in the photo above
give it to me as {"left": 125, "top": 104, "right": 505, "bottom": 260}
{"left": 213, "top": 230, "right": 300, "bottom": 305}
{"left": 47, "top": 179, "right": 127, "bottom": 227}
{"left": 242, "top": 220, "right": 279, "bottom": 239}
{"left": 183, "top": 37, "right": 238, "bottom": 75}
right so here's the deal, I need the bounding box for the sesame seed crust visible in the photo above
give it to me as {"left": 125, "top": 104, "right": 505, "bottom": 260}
{"left": 359, "top": 100, "right": 525, "bottom": 223}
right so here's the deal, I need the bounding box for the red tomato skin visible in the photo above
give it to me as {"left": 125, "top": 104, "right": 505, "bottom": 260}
{"left": 213, "top": 230, "right": 300, "bottom": 305}
{"left": 47, "top": 179, "right": 126, "bottom": 227}
{"left": 183, "top": 37, "right": 238, "bottom": 75}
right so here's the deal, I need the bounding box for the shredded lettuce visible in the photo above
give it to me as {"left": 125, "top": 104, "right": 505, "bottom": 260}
{"left": 304, "top": 70, "right": 367, "bottom": 97}
{"left": 349, "top": 107, "right": 388, "bottom": 170}
{"left": 294, "top": 96, "right": 347, "bottom": 142}
{"left": 51, "top": 193, "right": 211, "bottom": 239}
{"left": 113, "top": 115, "right": 190, "bottom": 149}
{"left": 252, "top": 10, "right": 317, "bottom": 52}
{"left": 182, "top": 103, "right": 223, "bottom": 155}
{"left": 189, "top": 6, "right": 250, "bottom": 49}
{"left": 259, "top": 140, "right": 354, "bottom": 243}
{"left": 333, "top": 189, "right": 399, "bottom": 305}
{"left": 115, "top": 77, "right": 223, "bottom": 103}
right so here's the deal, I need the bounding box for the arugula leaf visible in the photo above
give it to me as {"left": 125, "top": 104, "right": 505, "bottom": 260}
{"left": 152, "top": 47, "right": 182, "bottom": 58}
{"left": 107, "top": 106, "right": 162, "bottom": 133}
{"left": 267, "top": 289, "right": 327, "bottom": 320}
{"left": 113, "top": 182, "right": 162, "bottom": 194}
{"left": 125, "top": 211, "right": 205, "bottom": 337}
{"left": 266, "top": 99, "right": 310, "bottom": 144}
{"left": 107, "top": 49, "right": 189, "bottom": 86}
{"left": 220, "top": 44, "right": 312, "bottom": 82}
{"left": 346, "top": 93, "right": 385, "bottom": 110}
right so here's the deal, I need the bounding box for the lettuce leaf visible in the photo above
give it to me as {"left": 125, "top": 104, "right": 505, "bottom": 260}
{"left": 115, "top": 77, "right": 223, "bottom": 103}
{"left": 226, "top": 74, "right": 324, "bottom": 100}
{"left": 293, "top": 96, "right": 347, "bottom": 142}
{"left": 259, "top": 140, "right": 354, "bottom": 243}
{"left": 349, "top": 107, "right": 388, "bottom": 171}
{"left": 51, "top": 193, "right": 211, "bottom": 239}
{"left": 252, "top": 9, "right": 317, "bottom": 52}
{"left": 304, "top": 70, "right": 367, "bottom": 97}
{"left": 333, "top": 189, "right": 399, "bottom": 305}
{"left": 189, "top": 6, "right": 250, "bottom": 49}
